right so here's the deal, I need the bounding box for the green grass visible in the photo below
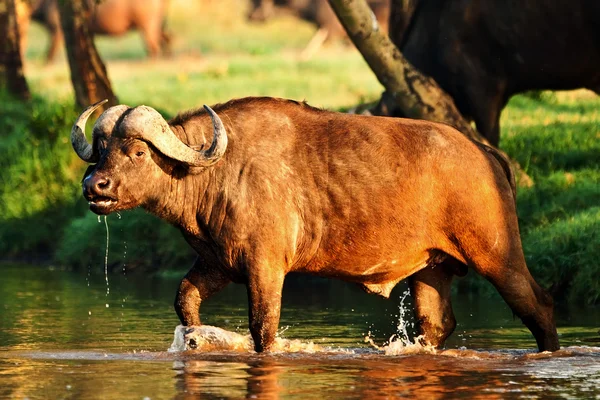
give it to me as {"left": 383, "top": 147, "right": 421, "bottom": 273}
{"left": 23, "top": 0, "right": 382, "bottom": 113}
{"left": 1, "top": 0, "right": 599, "bottom": 304}
{"left": 0, "top": 92, "right": 83, "bottom": 258}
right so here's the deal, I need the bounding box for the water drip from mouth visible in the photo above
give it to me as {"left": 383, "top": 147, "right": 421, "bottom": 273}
{"left": 123, "top": 241, "right": 127, "bottom": 276}
{"left": 102, "top": 215, "right": 110, "bottom": 296}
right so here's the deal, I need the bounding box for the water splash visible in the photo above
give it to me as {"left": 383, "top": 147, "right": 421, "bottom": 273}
{"left": 364, "top": 288, "right": 436, "bottom": 355}
{"left": 169, "top": 325, "right": 251, "bottom": 352}
{"left": 169, "top": 325, "right": 323, "bottom": 353}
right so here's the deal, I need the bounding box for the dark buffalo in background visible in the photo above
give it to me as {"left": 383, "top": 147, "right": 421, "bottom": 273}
{"left": 389, "top": 0, "right": 600, "bottom": 146}
{"left": 21, "top": 0, "right": 171, "bottom": 62}
{"left": 249, "top": 0, "right": 390, "bottom": 53}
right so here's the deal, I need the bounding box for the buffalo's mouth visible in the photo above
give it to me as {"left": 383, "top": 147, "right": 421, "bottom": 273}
{"left": 86, "top": 194, "right": 118, "bottom": 214}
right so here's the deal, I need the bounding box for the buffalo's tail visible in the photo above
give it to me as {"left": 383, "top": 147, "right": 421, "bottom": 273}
{"left": 476, "top": 143, "right": 517, "bottom": 205}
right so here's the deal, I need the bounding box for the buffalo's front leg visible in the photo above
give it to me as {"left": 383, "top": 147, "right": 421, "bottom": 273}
{"left": 174, "top": 256, "right": 230, "bottom": 326}
{"left": 247, "top": 267, "right": 285, "bottom": 352}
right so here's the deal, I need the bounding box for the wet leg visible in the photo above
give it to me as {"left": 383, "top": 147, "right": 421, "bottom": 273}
{"left": 174, "top": 256, "right": 230, "bottom": 326}
{"left": 409, "top": 260, "right": 459, "bottom": 348}
{"left": 247, "top": 265, "right": 285, "bottom": 352}
{"left": 480, "top": 259, "right": 559, "bottom": 351}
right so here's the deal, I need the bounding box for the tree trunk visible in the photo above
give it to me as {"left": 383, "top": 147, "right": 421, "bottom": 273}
{"left": 0, "top": 0, "right": 30, "bottom": 100}
{"left": 58, "top": 0, "right": 117, "bottom": 111}
{"left": 327, "top": 0, "right": 483, "bottom": 143}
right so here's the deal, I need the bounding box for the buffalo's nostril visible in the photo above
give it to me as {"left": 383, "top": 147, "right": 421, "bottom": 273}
{"left": 94, "top": 177, "right": 112, "bottom": 192}
{"left": 97, "top": 178, "right": 110, "bottom": 188}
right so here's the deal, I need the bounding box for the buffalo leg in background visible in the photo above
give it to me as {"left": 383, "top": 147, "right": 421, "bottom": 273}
{"left": 464, "top": 78, "right": 508, "bottom": 147}
{"left": 409, "top": 260, "right": 459, "bottom": 348}
{"left": 139, "top": 19, "right": 162, "bottom": 57}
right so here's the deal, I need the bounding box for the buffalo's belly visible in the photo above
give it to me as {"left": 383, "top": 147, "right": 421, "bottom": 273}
{"left": 299, "top": 248, "right": 435, "bottom": 286}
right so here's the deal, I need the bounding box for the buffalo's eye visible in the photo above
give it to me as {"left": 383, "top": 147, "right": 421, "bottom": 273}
{"left": 135, "top": 151, "right": 145, "bottom": 157}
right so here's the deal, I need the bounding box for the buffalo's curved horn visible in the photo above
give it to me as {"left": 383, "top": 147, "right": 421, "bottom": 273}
{"left": 71, "top": 99, "right": 108, "bottom": 162}
{"left": 93, "top": 104, "right": 131, "bottom": 140}
{"left": 201, "top": 105, "right": 229, "bottom": 165}
{"left": 119, "top": 105, "right": 228, "bottom": 167}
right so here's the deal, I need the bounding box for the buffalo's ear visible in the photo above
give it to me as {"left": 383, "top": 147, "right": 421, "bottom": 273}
{"left": 171, "top": 163, "right": 204, "bottom": 177}
{"left": 81, "top": 164, "right": 96, "bottom": 182}
{"left": 182, "top": 145, "right": 211, "bottom": 175}
{"left": 183, "top": 165, "right": 207, "bottom": 175}
{"left": 169, "top": 145, "right": 216, "bottom": 176}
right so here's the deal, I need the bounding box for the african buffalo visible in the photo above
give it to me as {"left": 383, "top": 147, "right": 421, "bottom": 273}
{"left": 71, "top": 97, "right": 559, "bottom": 352}
{"left": 389, "top": 0, "right": 600, "bottom": 146}
{"left": 24, "top": 0, "right": 170, "bottom": 62}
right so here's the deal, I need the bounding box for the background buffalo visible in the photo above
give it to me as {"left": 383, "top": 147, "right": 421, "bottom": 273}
{"left": 21, "top": 0, "right": 171, "bottom": 62}
{"left": 389, "top": 0, "right": 600, "bottom": 145}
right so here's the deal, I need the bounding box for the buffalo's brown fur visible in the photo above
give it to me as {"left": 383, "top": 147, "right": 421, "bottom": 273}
{"left": 81, "top": 97, "right": 559, "bottom": 352}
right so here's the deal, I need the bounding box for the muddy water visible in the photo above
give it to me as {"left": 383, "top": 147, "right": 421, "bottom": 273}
{"left": 0, "top": 264, "right": 598, "bottom": 399}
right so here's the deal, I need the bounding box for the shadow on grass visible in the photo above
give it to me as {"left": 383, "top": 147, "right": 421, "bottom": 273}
{"left": 510, "top": 92, "right": 599, "bottom": 114}
{"left": 517, "top": 169, "right": 600, "bottom": 231}
{"left": 503, "top": 121, "right": 600, "bottom": 174}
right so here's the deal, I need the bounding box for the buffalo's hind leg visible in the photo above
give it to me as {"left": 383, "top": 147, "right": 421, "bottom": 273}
{"left": 479, "top": 258, "right": 559, "bottom": 352}
{"left": 409, "top": 257, "right": 464, "bottom": 348}
{"left": 464, "top": 225, "right": 560, "bottom": 352}
{"left": 175, "top": 256, "right": 230, "bottom": 326}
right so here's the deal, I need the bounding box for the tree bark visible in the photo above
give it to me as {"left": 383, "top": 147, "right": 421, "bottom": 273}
{"left": 58, "top": 0, "right": 117, "bottom": 111}
{"left": 0, "top": 0, "right": 30, "bottom": 100}
{"left": 327, "top": 0, "right": 484, "bottom": 143}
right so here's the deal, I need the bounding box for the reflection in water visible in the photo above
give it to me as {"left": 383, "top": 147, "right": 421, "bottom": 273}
{"left": 0, "top": 264, "right": 599, "bottom": 399}
{"left": 173, "top": 359, "right": 283, "bottom": 400}
{"left": 2, "top": 347, "right": 599, "bottom": 399}
{"left": 171, "top": 348, "right": 600, "bottom": 399}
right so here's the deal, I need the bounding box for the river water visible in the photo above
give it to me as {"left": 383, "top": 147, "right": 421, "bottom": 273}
{"left": 0, "top": 264, "right": 598, "bottom": 399}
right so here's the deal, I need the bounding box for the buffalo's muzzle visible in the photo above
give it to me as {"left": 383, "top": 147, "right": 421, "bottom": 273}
{"left": 83, "top": 173, "right": 117, "bottom": 214}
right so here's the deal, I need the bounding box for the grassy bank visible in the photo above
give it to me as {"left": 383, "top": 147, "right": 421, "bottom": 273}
{"left": 1, "top": 0, "right": 599, "bottom": 304}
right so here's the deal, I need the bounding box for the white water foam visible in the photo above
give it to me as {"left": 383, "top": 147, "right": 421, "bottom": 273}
{"left": 169, "top": 325, "right": 324, "bottom": 353}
